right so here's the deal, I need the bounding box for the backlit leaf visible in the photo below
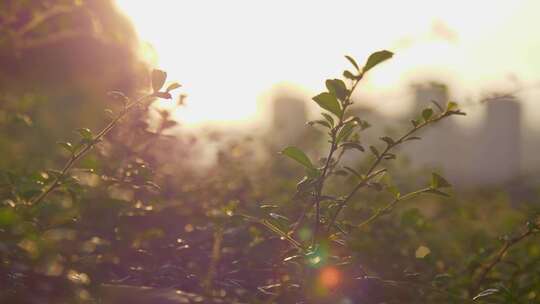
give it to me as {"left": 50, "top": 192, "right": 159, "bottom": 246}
{"left": 151, "top": 69, "right": 167, "bottom": 92}
{"left": 363, "top": 50, "right": 393, "bottom": 73}
{"left": 313, "top": 93, "right": 342, "bottom": 117}
{"left": 281, "top": 146, "right": 315, "bottom": 170}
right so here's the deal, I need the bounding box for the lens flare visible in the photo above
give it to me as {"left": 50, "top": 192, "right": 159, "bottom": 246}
{"left": 318, "top": 266, "right": 341, "bottom": 290}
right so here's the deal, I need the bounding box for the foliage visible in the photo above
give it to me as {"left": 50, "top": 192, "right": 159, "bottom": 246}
{"left": 1, "top": 7, "right": 539, "bottom": 302}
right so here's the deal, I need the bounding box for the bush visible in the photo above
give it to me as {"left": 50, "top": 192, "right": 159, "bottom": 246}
{"left": 1, "top": 49, "right": 539, "bottom": 304}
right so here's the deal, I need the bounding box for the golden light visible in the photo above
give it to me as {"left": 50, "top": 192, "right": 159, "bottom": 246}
{"left": 115, "top": 0, "right": 540, "bottom": 126}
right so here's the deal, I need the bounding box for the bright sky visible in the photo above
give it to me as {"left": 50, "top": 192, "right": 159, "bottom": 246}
{"left": 115, "top": 0, "right": 540, "bottom": 128}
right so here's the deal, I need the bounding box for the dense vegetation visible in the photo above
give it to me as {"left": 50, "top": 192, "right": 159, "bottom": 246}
{"left": 1, "top": 1, "right": 539, "bottom": 303}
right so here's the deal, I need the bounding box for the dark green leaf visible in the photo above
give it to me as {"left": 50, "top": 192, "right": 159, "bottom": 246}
{"left": 363, "top": 50, "right": 394, "bottom": 73}
{"left": 369, "top": 145, "right": 380, "bottom": 157}
{"left": 325, "top": 79, "right": 348, "bottom": 100}
{"left": 343, "top": 70, "right": 357, "bottom": 80}
{"left": 422, "top": 108, "right": 433, "bottom": 121}
{"left": 281, "top": 146, "right": 315, "bottom": 170}
{"left": 151, "top": 69, "right": 167, "bottom": 92}
{"left": 313, "top": 93, "right": 342, "bottom": 117}
{"left": 321, "top": 113, "right": 335, "bottom": 127}
{"left": 431, "top": 173, "right": 451, "bottom": 188}
{"left": 380, "top": 136, "right": 395, "bottom": 146}
{"left": 345, "top": 55, "right": 360, "bottom": 71}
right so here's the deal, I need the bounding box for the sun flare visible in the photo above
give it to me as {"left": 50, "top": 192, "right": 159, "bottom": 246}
{"left": 116, "top": 0, "right": 540, "bottom": 125}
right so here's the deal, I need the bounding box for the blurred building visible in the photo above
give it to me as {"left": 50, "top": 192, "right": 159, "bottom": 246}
{"left": 404, "top": 83, "right": 522, "bottom": 187}
{"left": 265, "top": 82, "right": 524, "bottom": 188}
{"left": 270, "top": 94, "right": 308, "bottom": 146}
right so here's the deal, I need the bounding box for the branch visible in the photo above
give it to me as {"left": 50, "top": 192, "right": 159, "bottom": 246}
{"left": 30, "top": 94, "right": 154, "bottom": 206}
{"left": 356, "top": 187, "right": 432, "bottom": 230}
{"left": 326, "top": 110, "right": 455, "bottom": 232}
{"left": 469, "top": 218, "right": 539, "bottom": 296}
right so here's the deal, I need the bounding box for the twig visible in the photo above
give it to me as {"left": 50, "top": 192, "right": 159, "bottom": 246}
{"left": 469, "top": 219, "right": 539, "bottom": 295}
{"left": 311, "top": 77, "right": 362, "bottom": 242}
{"left": 356, "top": 187, "right": 432, "bottom": 230}
{"left": 30, "top": 94, "right": 153, "bottom": 206}
{"left": 326, "top": 111, "right": 452, "bottom": 233}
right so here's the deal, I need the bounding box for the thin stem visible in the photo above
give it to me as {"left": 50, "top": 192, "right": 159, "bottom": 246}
{"left": 326, "top": 112, "right": 452, "bottom": 233}
{"left": 469, "top": 220, "right": 539, "bottom": 296}
{"left": 356, "top": 187, "right": 431, "bottom": 230}
{"left": 30, "top": 94, "right": 152, "bottom": 206}
{"left": 312, "top": 77, "right": 362, "bottom": 243}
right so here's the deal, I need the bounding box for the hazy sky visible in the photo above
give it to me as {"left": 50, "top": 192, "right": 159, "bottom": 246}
{"left": 116, "top": 0, "right": 540, "bottom": 128}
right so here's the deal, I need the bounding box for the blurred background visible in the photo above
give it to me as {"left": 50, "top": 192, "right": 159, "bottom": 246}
{"left": 1, "top": 0, "right": 540, "bottom": 303}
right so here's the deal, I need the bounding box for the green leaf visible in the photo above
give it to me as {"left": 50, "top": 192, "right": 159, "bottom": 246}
{"left": 75, "top": 128, "right": 93, "bottom": 140}
{"left": 369, "top": 145, "right": 380, "bottom": 157}
{"left": 325, "top": 79, "right": 348, "bottom": 100}
{"left": 321, "top": 113, "right": 335, "bottom": 127}
{"left": 151, "top": 69, "right": 167, "bottom": 92}
{"left": 57, "top": 141, "right": 74, "bottom": 153}
{"left": 345, "top": 55, "right": 360, "bottom": 71}
{"left": 340, "top": 142, "right": 364, "bottom": 152}
{"left": 312, "top": 92, "right": 342, "bottom": 117}
{"left": 379, "top": 136, "right": 395, "bottom": 146}
{"left": 422, "top": 108, "right": 433, "bottom": 121}
{"left": 165, "top": 82, "right": 182, "bottom": 93}
{"left": 363, "top": 50, "right": 394, "bottom": 73}
{"left": 411, "top": 119, "right": 420, "bottom": 127}
{"left": 387, "top": 185, "right": 400, "bottom": 199}
{"left": 336, "top": 122, "right": 357, "bottom": 143}
{"left": 446, "top": 101, "right": 458, "bottom": 112}
{"left": 431, "top": 173, "right": 451, "bottom": 188}
{"left": 343, "top": 70, "right": 357, "bottom": 80}
{"left": 307, "top": 120, "right": 332, "bottom": 129}
{"left": 281, "top": 146, "right": 315, "bottom": 170}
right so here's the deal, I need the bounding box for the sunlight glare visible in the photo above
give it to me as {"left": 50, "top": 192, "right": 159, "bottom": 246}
{"left": 115, "top": 0, "right": 540, "bottom": 126}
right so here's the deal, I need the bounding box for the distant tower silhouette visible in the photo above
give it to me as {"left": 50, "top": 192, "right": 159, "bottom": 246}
{"left": 271, "top": 94, "right": 308, "bottom": 146}
{"left": 410, "top": 82, "right": 449, "bottom": 114}
{"left": 475, "top": 96, "right": 521, "bottom": 184}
